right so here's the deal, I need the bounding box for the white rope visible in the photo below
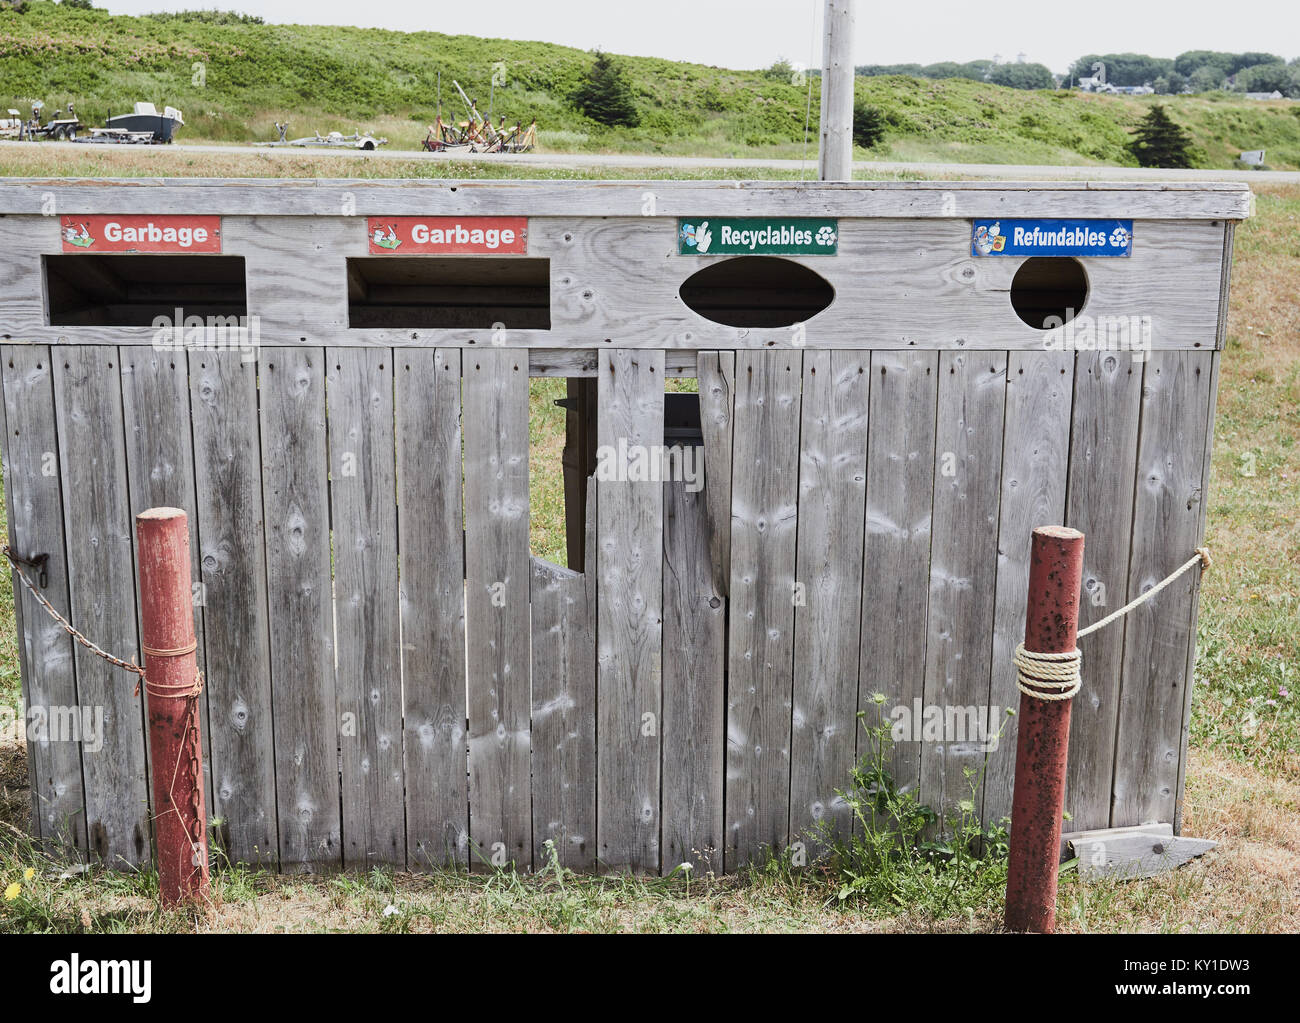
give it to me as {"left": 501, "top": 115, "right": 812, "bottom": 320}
{"left": 1015, "top": 547, "right": 1211, "bottom": 702}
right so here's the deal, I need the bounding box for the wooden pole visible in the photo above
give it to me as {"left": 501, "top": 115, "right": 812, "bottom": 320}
{"left": 136, "top": 507, "right": 210, "bottom": 906}
{"left": 817, "top": 0, "right": 856, "bottom": 181}
{"left": 1004, "top": 525, "right": 1085, "bottom": 933}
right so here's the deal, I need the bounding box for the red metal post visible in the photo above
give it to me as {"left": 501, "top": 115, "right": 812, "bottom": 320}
{"left": 1004, "top": 525, "right": 1085, "bottom": 933}
{"left": 136, "top": 507, "right": 210, "bottom": 906}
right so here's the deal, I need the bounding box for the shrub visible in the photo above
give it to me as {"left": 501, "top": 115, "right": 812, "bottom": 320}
{"left": 852, "top": 100, "right": 886, "bottom": 148}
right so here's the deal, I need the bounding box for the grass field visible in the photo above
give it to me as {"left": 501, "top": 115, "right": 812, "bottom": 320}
{"left": 2, "top": 3, "right": 1300, "bottom": 168}
{"left": 0, "top": 169, "right": 1295, "bottom": 934}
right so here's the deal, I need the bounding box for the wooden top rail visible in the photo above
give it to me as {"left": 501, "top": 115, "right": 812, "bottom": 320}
{"left": 0, "top": 178, "right": 1254, "bottom": 220}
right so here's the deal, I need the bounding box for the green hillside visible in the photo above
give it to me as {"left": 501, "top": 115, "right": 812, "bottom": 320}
{"left": 2, "top": 2, "right": 1299, "bottom": 167}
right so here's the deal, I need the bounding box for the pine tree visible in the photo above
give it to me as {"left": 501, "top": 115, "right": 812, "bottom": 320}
{"left": 852, "top": 101, "right": 887, "bottom": 148}
{"left": 1128, "top": 105, "right": 1196, "bottom": 168}
{"left": 572, "top": 51, "right": 640, "bottom": 128}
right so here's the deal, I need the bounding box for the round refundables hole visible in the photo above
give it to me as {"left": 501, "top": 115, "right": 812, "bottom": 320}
{"left": 1009, "top": 256, "right": 1089, "bottom": 329}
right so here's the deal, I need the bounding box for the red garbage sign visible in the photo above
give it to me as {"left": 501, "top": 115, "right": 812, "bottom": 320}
{"left": 60, "top": 215, "right": 222, "bottom": 253}
{"left": 367, "top": 216, "right": 528, "bottom": 255}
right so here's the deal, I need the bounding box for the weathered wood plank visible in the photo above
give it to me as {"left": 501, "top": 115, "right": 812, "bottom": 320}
{"left": 327, "top": 348, "right": 404, "bottom": 868}
{"left": 53, "top": 346, "right": 149, "bottom": 866}
{"left": 395, "top": 348, "right": 468, "bottom": 869}
{"left": 0, "top": 178, "right": 1252, "bottom": 219}
{"left": 119, "top": 350, "right": 211, "bottom": 813}
{"left": 661, "top": 458, "right": 726, "bottom": 873}
{"left": 982, "top": 350, "right": 1073, "bottom": 826}
{"left": 530, "top": 490, "right": 597, "bottom": 870}
{"left": 188, "top": 350, "right": 277, "bottom": 866}
{"left": 1, "top": 345, "right": 86, "bottom": 850}
{"left": 1113, "top": 351, "right": 1214, "bottom": 827}
{"left": 725, "top": 351, "right": 802, "bottom": 870}
{"left": 790, "top": 350, "right": 868, "bottom": 852}
{"left": 259, "top": 347, "right": 340, "bottom": 872}
{"left": 1063, "top": 350, "right": 1144, "bottom": 833}
{"left": 696, "top": 352, "right": 735, "bottom": 598}
{"left": 920, "top": 352, "right": 1007, "bottom": 823}
{"left": 596, "top": 349, "right": 665, "bottom": 873}
{"left": 463, "top": 349, "right": 532, "bottom": 870}
{"left": 0, "top": 354, "right": 40, "bottom": 834}
{"left": 858, "top": 351, "right": 938, "bottom": 797}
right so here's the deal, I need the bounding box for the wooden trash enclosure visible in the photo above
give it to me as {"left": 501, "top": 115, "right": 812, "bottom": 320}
{"left": 0, "top": 179, "right": 1249, "bottom": 874}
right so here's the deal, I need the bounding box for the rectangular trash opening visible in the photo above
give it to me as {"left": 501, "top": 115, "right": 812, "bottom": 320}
{"left": 347, "top": 256, "right": 551, "bottom": 329}
{"left": 43, "top": 254, "right": 248, "bottom": 327}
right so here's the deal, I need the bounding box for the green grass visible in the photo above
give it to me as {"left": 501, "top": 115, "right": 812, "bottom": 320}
{"left": 2, "top": 3, "right": 1299, "bottom": 167}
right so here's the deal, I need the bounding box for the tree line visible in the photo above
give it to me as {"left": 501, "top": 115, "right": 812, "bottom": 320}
{"left": 858, "top": 51, "right": 1300, "bottom": 96}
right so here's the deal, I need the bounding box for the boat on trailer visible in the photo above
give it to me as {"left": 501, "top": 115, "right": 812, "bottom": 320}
{"left": 104, "top": 102, "right": 185, "bottom": 143}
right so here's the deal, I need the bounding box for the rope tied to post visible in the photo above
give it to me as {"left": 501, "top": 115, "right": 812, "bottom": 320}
{"left": 1014, "top": 546, "right": 1212, "bottom": 701}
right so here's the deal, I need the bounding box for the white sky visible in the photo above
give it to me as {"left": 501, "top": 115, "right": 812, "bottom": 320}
{"left": 101, "top": 1, "right": 1298, "bottom": 75}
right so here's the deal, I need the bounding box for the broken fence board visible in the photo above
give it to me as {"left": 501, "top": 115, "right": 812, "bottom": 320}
{"left": 530, "top": 490, "right": 597, "bottom": 870}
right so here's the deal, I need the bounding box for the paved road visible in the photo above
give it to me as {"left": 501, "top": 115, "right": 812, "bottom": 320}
{"left": 7, "top": 139, "right": 1298, "bottom": 182}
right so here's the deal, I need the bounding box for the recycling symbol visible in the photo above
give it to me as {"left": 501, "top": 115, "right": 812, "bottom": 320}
{"left": 816, "top": 225, "right": 837, "bottom": 247}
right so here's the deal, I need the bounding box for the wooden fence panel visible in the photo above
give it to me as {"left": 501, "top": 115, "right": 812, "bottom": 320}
{"left": 1113, "top": 351, "right": 1214, "bottom": 827}
{"left": 327, "top": 348, "right": 404, "bottom": 868}
{"left": 920, "top": 352, "right": 1007, "bottom": 822}
{"left": 53, "top": 346, "right": 149, "bottom": 866}
{"left": 1063, "top": 350, "right": 1144, "bottom": 832}
{"left": 259, "top": 347, "right": 340, "bottom": 872}
{"left": 725, "top": 351, "right": 802, "bottom": 870}
{"left": 464, "top": 349, "right": 532, "bottom": 870}
{"left": 791, "top": 350, "right": 869, "bottom": 852}
{"left": 120, "top": 350, "right": 211, "bottom": 812}
{"left": 531, "top": 493, "right": 597, "bottom": 870}
{"left": 982, "top": 350, "right": 1073, "bottom": 825}
{"left": 1, "top": 345, "right": 85, "bottom": 851}
{"left": 189, "top": 350, "right": 278, "bottom": 866}
{"left": 395, "top": 348, "right": 468, "bottom": 869}
{"left": 596, "top": 348, "right": 665, "bottom": 873}
{"left": 858, "top": 351, "right": 938, "bottom": 796}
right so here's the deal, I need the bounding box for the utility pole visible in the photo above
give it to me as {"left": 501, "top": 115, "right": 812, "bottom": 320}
{"left": 817, "top": 0, "right": 856, "bottom": 181}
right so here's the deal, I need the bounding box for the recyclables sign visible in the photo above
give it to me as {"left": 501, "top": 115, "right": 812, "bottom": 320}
{"left": 61, "top": 215, "right": 222, "bottom": 253}
{"left": 971, "top": 219, "right": 1133, "bottom": 257}
{"left": 678, "top": 217, "right": 838, "bottom": 255}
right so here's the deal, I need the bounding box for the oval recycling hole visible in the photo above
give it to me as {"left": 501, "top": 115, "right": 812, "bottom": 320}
{"left": 678, "top": 256, "right": 835, "bottom": 328}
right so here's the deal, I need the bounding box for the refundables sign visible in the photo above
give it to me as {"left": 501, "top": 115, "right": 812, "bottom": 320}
{"left": 368, "top": 216, "right": 528, "bottom": 255}
{"left": 60, "top": 215, "right": 222, "bottom": 253}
